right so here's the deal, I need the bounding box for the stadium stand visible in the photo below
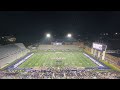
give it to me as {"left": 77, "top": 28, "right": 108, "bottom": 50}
{"left": 15, "top": 43, "right": 27, "bottom": 50}
{"left": 0, "top": 68, "right": 120, "bottom": 79}
{"left": 38, "top": 45, "right": 80, "bottom": 50}
{"left": 0, "top": 43, "right": 30, "bottom": 68}
{"left": 1, "top": 44, "right": 119, "bottom": 79}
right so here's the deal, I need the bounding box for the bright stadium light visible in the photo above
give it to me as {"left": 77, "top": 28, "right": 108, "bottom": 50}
{"left": 46, "top": 33, "right": 51, "bottom": 38}
{"left": 115, "top": 32, "right": 118, "bottom": 35}
{"left": 67, "top": 33, "right": 72, "bottom": 38}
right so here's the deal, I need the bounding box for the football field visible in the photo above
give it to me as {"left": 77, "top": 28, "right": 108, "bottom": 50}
{"left": 18, "top": 51, "right": 98, "bottom": 69}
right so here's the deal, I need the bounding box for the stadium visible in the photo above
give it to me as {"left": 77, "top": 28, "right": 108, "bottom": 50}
{"left": 0, "top": 33, "right": 120, "bottom": 79}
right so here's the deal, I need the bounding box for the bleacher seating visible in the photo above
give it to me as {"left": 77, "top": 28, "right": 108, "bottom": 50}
{"left": 0, "top": 43, "right": 30, "bottom": 68}
{"left": 38, "top": 45, "right": 80, "bottom": 51}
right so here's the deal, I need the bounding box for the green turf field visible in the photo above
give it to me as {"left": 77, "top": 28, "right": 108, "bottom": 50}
{"left": 18, "top": 51, "right": 98, "bottom": 69}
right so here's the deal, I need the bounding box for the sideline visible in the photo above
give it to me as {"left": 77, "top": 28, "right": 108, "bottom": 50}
{"left": 13, "top": 53, "right": 34, "bottom": 68}
{"left": 83, "top": 53, "right": 104, "bottom": 67}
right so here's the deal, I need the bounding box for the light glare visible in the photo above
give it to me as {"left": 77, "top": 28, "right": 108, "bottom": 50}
{"left": 67, "top": 33, "right": 72, "bottom": 38}
{"left": 46, "top": 33, "right": 51, "bottom": 38}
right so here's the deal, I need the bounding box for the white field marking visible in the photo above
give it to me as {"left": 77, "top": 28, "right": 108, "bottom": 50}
{"left": 83, "top": 53, "right": 104, "bottom": 67}
{"left": 13, "top": 53, "right": 34, "bottom": 68}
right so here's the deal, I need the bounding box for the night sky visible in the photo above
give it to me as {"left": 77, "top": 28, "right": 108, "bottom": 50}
{"left": 0, "top": 11, "right": 120, "bottom": 43}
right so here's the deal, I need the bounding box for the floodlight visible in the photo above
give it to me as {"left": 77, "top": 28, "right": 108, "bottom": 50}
{"left": 67, "top": 33, "right": 72, "bottom": 38}
{"left": 46, "top": 33, "right": 51, "bottom": 38}
{"left": 115, "top": 32, "right": 118, "bottom": 35}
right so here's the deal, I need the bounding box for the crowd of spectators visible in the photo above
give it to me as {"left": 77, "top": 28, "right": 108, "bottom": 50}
{"left": 0, "top": 68, "right": 120, "bottom": 79}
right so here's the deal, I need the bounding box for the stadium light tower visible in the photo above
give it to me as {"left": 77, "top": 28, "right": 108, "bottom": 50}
{"left": 67, "top": 33, "right": 72, "bottom": 38}
{"left": 46, "top": 33, "right": 51, "bottom": 38}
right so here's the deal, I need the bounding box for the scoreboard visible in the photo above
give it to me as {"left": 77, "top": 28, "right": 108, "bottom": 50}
{"left": 93, "top": 43, "right": 107, "bottom": 51}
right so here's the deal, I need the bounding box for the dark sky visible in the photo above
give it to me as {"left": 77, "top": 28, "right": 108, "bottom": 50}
{"left": 0, "top": 11, "right": 120, "bottom": 42}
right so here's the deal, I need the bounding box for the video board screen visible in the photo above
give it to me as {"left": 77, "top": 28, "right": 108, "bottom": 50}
{"left": 93, "top": 43, "right": 107, "bottom": 51}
